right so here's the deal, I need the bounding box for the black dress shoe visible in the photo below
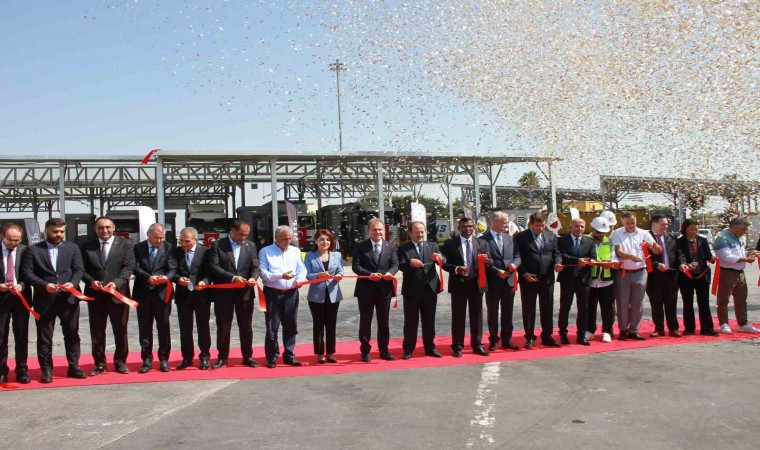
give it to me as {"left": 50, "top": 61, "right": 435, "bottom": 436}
{"left": 67, "top": 367, "right": 87, "bottom": 379}
{"left": 138, "top": 362, "right": 152, "bottom": 374}
{"left": 524, "top": 339, "right": 535, "bottom": 349}
{"left": 360, "top": 353, "right": 371, "bottom": 363}
{"left": 650, "top": 330, "right": 662, "bottom": 338}
{"left": 212, "top": 359, "right": 227, "bottom": 369}
{"left": 452, "top": 349, "right": 463, "bottom": 357}
{"left": 560, "top": 334, "right": 571, "bottom": 345}
{"left": 266, "top": 360, "right": 276, "bottom": 369}
{"left": 683, "top": 330, "right": 695, "bottom": 336}
{"left": 502, "top": 340, "right": 519, "bottom": 351}
{"left": 701, "top": 329, "right": 720, "bottom": 337}
{"left": 115, "top": 364, "right": 130, "bottom": 374}
{"left": 0, "top": 374, "right": 7, "bottom": 383}
{"left": 326, "top": 356, "right": 338, "bottom": 363}
{"left": 379, "top": 352, "right": 395, "bottom": 361}
{"left": 618, "top": 331, "right": 628, "bottom": 340}
{"left": 16, "top": 372, "right": 30, "bottom": 384}
{"left": 242, "top": 358, "right": 260, "bottom": 368}
{"left": 629, "top": 332, "right": 645, "bottom": 341}
{"left": 401, "top": 353, "right": 412, "bottom": 360}
{"left": 425, "top": 349, "right": 443, "bottom": 358}
{"left": 159, "top": 361, "right": 170, "bottom": 372}
{"left": 89, "top": 364, "right": 107, "bottom": 376}
{"left": 284, "top": 359, "right": 302, "bottom": 367}
{"left": 199, "top": 358, "right": 210, "bottom": 370}
{"left": 176, "top": 359, "right": 193, "bottom": 370}
{"left": 472, "top": 346, "right": 490, "bottom": 356}
{"left": 488, "top": 343, "right": 498, "bottom": 352}
{"left": 40, "top": 370, "right": 53, "bottom": 384}
{"left": 542, "top": 338, "right": 561, "bottom": 347}
{"left": 577, "top": 338, "right": 591, "bottom": 346}
{"left": 669, "top": 330, "right": 682, "bottom": 338}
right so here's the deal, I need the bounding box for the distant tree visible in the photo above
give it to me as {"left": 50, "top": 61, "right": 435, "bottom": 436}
{"left": 518, "top": 171, "right": 541, "bottom": 188}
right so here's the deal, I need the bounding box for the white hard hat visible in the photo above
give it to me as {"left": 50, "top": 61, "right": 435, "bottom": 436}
{"left": 590, "top": 217, "right": 611, "bottom": 233}
{"left": 599, "top": 210, "right": 617, "bottom": 226}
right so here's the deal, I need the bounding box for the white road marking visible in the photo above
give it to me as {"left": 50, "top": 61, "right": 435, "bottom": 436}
{"left": 466, "top": 362, "right": 501, "bottom": 448}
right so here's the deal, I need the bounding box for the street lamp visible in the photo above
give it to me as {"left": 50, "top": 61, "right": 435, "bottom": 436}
{"left": 329, "top": 59, "right": 345, "bottom": 153}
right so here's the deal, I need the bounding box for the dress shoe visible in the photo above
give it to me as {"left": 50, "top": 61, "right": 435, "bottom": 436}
{"left": 16, "top": 372, "right": 30, "bottom": 384}
{"left": 488, "top": 343, "right": 498, "bottom": 352}
{"left": 159, "top": 361, "right": 170, "bottom": 372}
{"left": 618, "top": 331, "right": 628, "bottom": 340}
{"left": 360, "top": 353, "right": 371, "bottom": 362}
{"left": 629, "top": 332, "right": 645, "bottom": 341}
{"left": 542, "top": 338, "right": 561, "bottom": 348}
{"left": 138, "top": 362, "right": 152, "bottom": 374}
{"left": 0, "top": 374, "right": 7, "bottom": 383}
{"left": 242, "top": 358, "right": 260, "bottom": 368}
{"left": 452, "top": 349, "right": 463, "bottom": 357}
{"left": 67, "top": 367, "right": 87, "bottom": 379}
{"left": 266, "top": 360, "right": 276, "bottom": 369}
{"left": 115, "top": 364, "right": 130, "bottom": 374}
{"left": 379, "top": 352, "right": 395, "bottom": 361}
{"left": 212, "top": 359, "right": 228, "bottom": 369}
{"left": 649, "top": 330, "right": 663, "bottom": 338}
{"left": 669, "top": 330, "right": 682, "bottom": 338}
{"left": 501, "top": 340, "right": 519, "bottom": 351}
{"left": 577, "top": 338, "right": 591, "bottom": 346}
{"left": 701, "top": 329, "right": 720, "bottom": 337}
{"left": 40, "top": 370, "right": 53, "bottom": 384}
{"left": 326, "top": 356, "right": 338, "bottom": 363}
{"left": 472, "top": 346, "right": 490, "bottom": 356}
{"left": 284, "top": 359, "right": 302, "bottom": 367}
{"left": 199, "top": 358, "right": 210, "bottom": 370}
{"left": 682, "top": 330, "right": 695, "bottom": 336}
{"left": 401, "top": 353, "right": 412, "bottom": 360}
{"left": 89, "top": 364, "right": 107, "bottom": 376}
{"left": 425, "top": 349, "right": 443, "bottom": 358}
{"left": 176, "top": 359, "right": 193, "bottom": 370}
{"left": 560, "top": 334, "right": 571, "bottom": 345}
{"left": 524, "top": 339, "right": 535, "bottom": 349}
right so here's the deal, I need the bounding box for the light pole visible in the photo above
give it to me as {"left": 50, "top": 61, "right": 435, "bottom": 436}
{"left": 329, "top": 59, "right": 344, "bottom": 152}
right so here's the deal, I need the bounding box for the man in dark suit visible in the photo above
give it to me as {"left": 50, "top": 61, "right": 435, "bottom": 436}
{"left": 481, "top": 211, "right": 521, "bottom": 351}
{"left": 557, "top": 218, "right": 597, "bottom": 345}
{"left": 441, "top": 217, "right": 491, "bottom": 357}
{"left": 81, "top": 216, "right": 135, "bottom": 376}
{"left": 167, "top": 227, "right": 212, "bottom": 370}
{"left": 647, "top": 214, "right": 681, "bottom": 337}
{"left": 20, "top": 218, "right": 87, "bottom": 383}
{"left": 208, "top": 219, "right": 260, "bottom": 369}
{"left": 398, "top": 221, "right": 445, "bottom": 359}
{"left": 0, "top": 224, "right": 32, "bottom": 383}
{"left": 352, "top": 218, "right": 399, "bottom": 362}
{"left": 133, "top": 223, "right": 175, "bottom": 373}
{"left": 514, "top": 212, "right": 562, "bottom": 348}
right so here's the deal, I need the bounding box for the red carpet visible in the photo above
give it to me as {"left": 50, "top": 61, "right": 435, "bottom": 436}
{"left": 2, "top": 319, "right": 757, "bottom": 391}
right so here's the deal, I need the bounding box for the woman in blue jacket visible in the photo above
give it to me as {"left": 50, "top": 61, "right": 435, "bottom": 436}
{"left": 303, "top": 229, "right": 344, "bottom": 363}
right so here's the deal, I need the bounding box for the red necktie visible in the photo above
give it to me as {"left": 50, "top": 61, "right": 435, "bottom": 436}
{"left": 6, "top": 249, "right": 14, "bottom": 285}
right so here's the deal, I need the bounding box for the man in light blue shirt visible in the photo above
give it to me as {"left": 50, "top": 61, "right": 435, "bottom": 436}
{"left": 259, "top": 226, "right": 307, "bottom": 368}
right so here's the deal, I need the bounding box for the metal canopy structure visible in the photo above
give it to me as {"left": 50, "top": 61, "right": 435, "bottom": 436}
{"left": 458, "top": 184, "right": 616, "bottom": 212}
{"left": 0, "top": 152, "right": 559, "bottom": 236}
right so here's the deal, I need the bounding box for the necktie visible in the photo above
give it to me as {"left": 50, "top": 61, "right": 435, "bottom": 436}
{"left": 574, "top": 237, "right": 580, "bottom": 255}
{"left": 417, "top": 243, "right": 423, "bottom": 261}
{"left": 465, "top": 239, "right": 472, "bottom": 276}
{"left": 495, "top": 233, "right": 503, "bottom": 255}
{"left": 6, "top": 249, "right": 14, "bottom": 285}
{"left": 657, "top": 235, "right": 669, "bottom": 266}
{"left": 186, "top": 249, "right": 194, "bottom": 268}
{"left": 374, "top": 242, "right": 381, "bottom": 265}
{"left": 149, "top": 246, "right": 157, "bottom": 265}
{"left": 535, "top": 233, "right": 543, "bottom": 251}
{"left": 100, "top": 241, "right": 108, "bottom": 263}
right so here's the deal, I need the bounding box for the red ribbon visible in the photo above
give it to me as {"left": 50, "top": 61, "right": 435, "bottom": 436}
{"left": 9, "top": 287, "right": 40, "bottom": 320}
{"left": 640, "top": 243, "right": 653, "bottom": 272}
{"left": 477, "top": 254, "right": 487, "bottom": 289}
{"left": 710, "top": 259, "right": 721, "bottom": 296}
{"left": 141, "top": 148, "right": 160, "bottom": 164}
{"left": 757, "top": 259, "right": 759, "bottom": 287}
{"left": 431, "top": 254, "right": 444, "bottom": 293}
{"left": 681, "top": 267, "right": 708, "bottom": 280}
{"left": 197, "top": 281, "right": 267, "bottom": 312}
{"left": 295, "top": 275, "right": 400, "bottom": 309}
{"left": 100, "top": 285, "right": 140, "bottom": 308}
{"left": 156, "top": 278, "right": 173, "bottom": 304}
{"left": 56, "top": 284, "right": 94, "bottom": 301}
{"left": 509, "top": 264, "right": 518, "bottom": 292}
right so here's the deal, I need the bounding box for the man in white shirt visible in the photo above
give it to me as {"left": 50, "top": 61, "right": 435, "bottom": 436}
{"left": 611, "top": 211, "right": 661, "bottom": 340}
{"left": 259, "top": 225, "right": 307, "bottom": 368}
{"left": 713, "top": 217, "right": 759, "bottom": 334}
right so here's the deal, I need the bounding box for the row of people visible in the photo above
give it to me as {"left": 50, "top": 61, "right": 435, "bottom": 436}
{"left": 0, "top": 212, "right": 757, "bottom": 384}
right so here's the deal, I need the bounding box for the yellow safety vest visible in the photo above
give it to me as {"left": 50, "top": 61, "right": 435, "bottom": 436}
{"left": 588, "top": 234, "right": 613, "bottom": 281}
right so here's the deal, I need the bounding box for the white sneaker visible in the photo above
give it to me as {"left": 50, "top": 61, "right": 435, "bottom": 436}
{"left": 737, "top": 323, "right": 760, "bottom": 333}
{"left": 584, "top": 331, "right": 595, "bottom": 341}
{"left": 602, "top": 333, "right": 612, "bottom": 343}
{"left": 720, "top": 323, "right": 732, "bottom": 334}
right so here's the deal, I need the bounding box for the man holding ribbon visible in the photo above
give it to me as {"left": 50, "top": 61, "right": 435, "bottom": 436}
{"left": 133, "top": 223, "right": 175, "bottom": 373}
{"left": 646, "top": 215, "right": 682, "bottom": 338}
{"left": 611, "top": 211, "right": 661, "bottom": 341}
{"left": 352, "top": 218, "right": 399, "bottom": 362}
{"left": 259, "top": 225, "right": 307, "bottom": 368}
{"left": 0, "top": 224, "right": 32, "bottom": 383}
{"left": 713, "top": 217, "right": 759, "bottom": 334}
{"left": 81, "top": 216, "right": 135, "bottom": 376}
{"left": 208, "top": 219, "right": 261, "bottom": 369}
{"left": 481, "top": 211, "right": 521, "bottom": 351}
{"left": 167, "top": 227, "right": 212, "bottom": 370}
{"left": 442, "top": 217, "right": 491, "bottom": 357}
{"left": 21, "top": 218, "right": 87, "bottom": 383}
{"left": 557, "top": 218, "right": 597, "bottom": 346}
{"left": 398, "top": 220, "right": 445, "bottom": 359}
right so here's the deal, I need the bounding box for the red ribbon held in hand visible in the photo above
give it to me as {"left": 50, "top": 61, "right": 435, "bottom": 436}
{"left": 477, "top": 254, "right": 488, "bottom": 289}
{"left": 508, "top": 264, "right": 518, "bottom": 293}
{"left": 101, "top": 285, "right": 140, "bottom": 308}
{"left": 710, "top": 259, "right": 721, "bottom": 296}
{"left": 197, "top": 281, "right": 267, "bottom": 312}
{"left": 295, "top": 275, "right": 400, "bottom": 308}
{"left": 9, "top": 286, "right": 40, "bottom": 320}
{"left": 431, "top": 254, "right": 444, "bottom": 293}
{"left": 155, "top": 278, "right": 173, "bottom": 304}
{"left": 56, "top": 284, "right": 94, "bottom": 301}
{"left": 640, "top": 243, "right": 653, "bottom": 272}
